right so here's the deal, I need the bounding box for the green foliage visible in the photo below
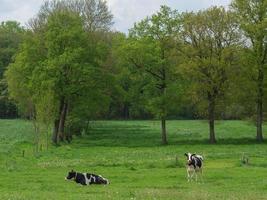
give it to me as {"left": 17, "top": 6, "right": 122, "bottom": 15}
{"left": 0, "top": 21, "right": 24, "bottom": 77}
{"left": 231, "top": 0, "right": 267, "bottom": 140}
{"left": 6, "top": 7, "right": 112, "bottom": 145}
{"left": 122, "top": 6, "right": 182, "bottom": 119}
{"left": 31, "top": 0, "right": 113, "bottom": 32}
{"left": 5, "top": 31, "right": 38, "bottom": 117}
{"left": 3, "top": 2, "right": 267, "bottom": 147}
{"left": 0, "top": 21, "right": 24, "bottom": 118}
{"left": 180, "top": 6, "right": 241, "bottom": 117}
{"left": 179, "top": 6, "right": 243, "bottom": 142}
{"left": 117, "top": 6, "right": 184, "bottom": 144}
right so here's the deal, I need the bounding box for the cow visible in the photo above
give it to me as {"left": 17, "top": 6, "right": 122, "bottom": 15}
{"left": 65, "top": 170, "right": 109, "bottom": 186}
{"left": 184, "top": 153, "right": 203, "bottom": 182}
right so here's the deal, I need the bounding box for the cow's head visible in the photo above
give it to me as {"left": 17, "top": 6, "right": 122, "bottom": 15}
{"left": 65, "top": 170, "right": 76, "bottom": 180}
{"left": 184, "top": 153, "right": 195, "bottom": 165}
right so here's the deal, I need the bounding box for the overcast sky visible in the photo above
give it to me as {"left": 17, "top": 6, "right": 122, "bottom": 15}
{"left": 0, "top": 0, "right": 232, "bottom": 32}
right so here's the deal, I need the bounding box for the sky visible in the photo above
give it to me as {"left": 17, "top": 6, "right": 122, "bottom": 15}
{"left": 0, "top": 0, "right": 232, "bottom": 32}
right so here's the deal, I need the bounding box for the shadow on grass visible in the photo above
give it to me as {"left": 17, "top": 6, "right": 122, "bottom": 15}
{"left": 75, "top": 125, "right": 162, "bottom": 147}
{"left": 72, "top": 123, "right": 266, "bottom": 148}
{"left": 174, "top": 138, "right": 267, "bottom": 146}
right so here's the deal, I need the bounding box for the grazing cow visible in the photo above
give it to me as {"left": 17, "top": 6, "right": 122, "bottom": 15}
{"left": 184, "top": 153, "right": 203, "bottom": 182}
{"left": 65, "top": 170, "right": 109, "bottom": 186}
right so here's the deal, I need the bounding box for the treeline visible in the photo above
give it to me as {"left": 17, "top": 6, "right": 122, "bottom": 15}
{"left": 0, "top": 0, "right": 266, "bottom": 147}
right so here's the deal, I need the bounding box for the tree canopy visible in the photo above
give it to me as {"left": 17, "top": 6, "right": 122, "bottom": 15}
{"left": 1, "top": 1, "right": 266, "bottom": 146}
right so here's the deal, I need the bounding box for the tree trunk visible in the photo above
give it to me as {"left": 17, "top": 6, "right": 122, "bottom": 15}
{"left": 33, "top": 119, "right": 39, "bottom": 155}
{"left": 85, "top": 120, "right": 90, "bottom": 134}
{"left": 52, "top": 119, "right": 59, "bottom": 145}
{"left": 46, "top": 126, "right": 49, "bottom": 150}
{"left": 160, "top": 61, "right": 168, "bottom": 145}
{"left": 58, "top": 101, "right": 68, "bottom": 142}
{"left": 52, "top": 98, "right": 65, "bottom": 144}
{"left": 123, "top": 103, "right": 130, "bottom": 119}
{"left": 256, "top": 64, "right": 264, "bottom": 142}
{"left": 208, "top": 94, "right": 216, "bottom": 144}
{"left": 161, "top": 118, "right": 168, "bottom": 145}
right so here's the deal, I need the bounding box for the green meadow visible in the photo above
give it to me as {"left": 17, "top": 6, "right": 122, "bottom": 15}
{"left": 0, "top": 119, "right": 267, "bottom": 200}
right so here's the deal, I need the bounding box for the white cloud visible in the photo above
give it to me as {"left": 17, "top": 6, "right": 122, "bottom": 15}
{"left": 0, "top": 0, "right": 43, "bottom": 26}
{"left": 107, "top": 0, "right": 166, "bottom": 32}
{"left": 107, "top": 0, "right": 232, "bottom": 32}
{"left": 0, "top": 0, "right": 232, "bottom": 32}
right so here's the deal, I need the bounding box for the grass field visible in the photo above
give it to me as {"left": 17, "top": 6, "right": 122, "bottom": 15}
{"left": 0, "top": 120, "right": 267, "bottom": 200}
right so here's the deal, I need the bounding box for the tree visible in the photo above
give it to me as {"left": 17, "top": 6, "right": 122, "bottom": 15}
{"left": 180, "top": 7, "right": 241, "bottom": 143}
{"left": 103, "top": 32, "right": 152, "bottom": 120}
{"left": 0, "top": 21, "right": 24, "bottom": 118}
{"left": 5, "top": 29, "right": 45, "bottom": 153}
{"left": 231, "top": 0, "right": 267, "bottom": 142}
{"left": 122, "top": 6, "right": 181, "bottom": 144}
{"left": 6, "top": 0, "right": 114, "bottom": 146}
{"left": 29, "top": 0, "right": 113, "bottom": 32}
{"left": 6, "top": 8, "right": 111, "bottom": 146}
{"left": 44, "top": 10, "right": 88, "bottom": 143}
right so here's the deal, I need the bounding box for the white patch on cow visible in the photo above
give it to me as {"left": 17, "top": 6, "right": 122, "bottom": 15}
{"left": 83, "top": 173, "right": 91, "bottom": 185}
{"left": 92, "top": 176, "right": 96, "bottom": 183}
{"left": 187, "top": 153, "right": 192, "bottom": 162}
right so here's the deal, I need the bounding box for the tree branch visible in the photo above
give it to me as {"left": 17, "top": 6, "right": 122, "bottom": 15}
{"left": 129, "top": 57, "right": 163, "bottom": 80}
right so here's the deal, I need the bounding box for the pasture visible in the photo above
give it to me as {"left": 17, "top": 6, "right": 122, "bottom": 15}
{"left": 0, "top": 120, "right": 267, "bottom": 200}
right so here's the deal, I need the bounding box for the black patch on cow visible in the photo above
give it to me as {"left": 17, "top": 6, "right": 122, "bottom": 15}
{"left": 189, "top": 155, "right": 202, "bottom": 168}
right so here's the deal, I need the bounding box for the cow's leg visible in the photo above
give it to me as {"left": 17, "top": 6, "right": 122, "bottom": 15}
{"left": 190, "top": 169, "right": 195, "bottom": 181}
{"left": 187, "top": 168, "right": 192, "bottom": 182}
{"left": 187, "top": 170, "right": 190, "bottom": 182}
{"left": 191, "top": 170, "right": 196, "bottom": 182}
{"left": 189, "top": 170, "right": 194, "bottom": 182}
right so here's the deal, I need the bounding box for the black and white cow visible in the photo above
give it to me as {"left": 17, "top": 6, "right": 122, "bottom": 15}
{"left": 65, "top": 170, "right": 109, "bottom": 185}
{"left": 184, "top": 153, "right": 203, "bottom": 182}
